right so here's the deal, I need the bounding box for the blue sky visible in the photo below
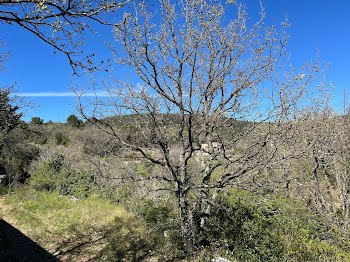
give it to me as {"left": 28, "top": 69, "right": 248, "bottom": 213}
{"left": 0, "top": 0, "right": 349, "bottom": 122}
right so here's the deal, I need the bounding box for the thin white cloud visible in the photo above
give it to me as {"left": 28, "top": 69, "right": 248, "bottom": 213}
{"left": 15, "top": 91, "right": 110, "bottom": 97}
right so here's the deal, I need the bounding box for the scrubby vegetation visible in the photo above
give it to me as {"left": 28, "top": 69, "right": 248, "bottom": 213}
{"left": 2, "top": 89, "right": 350, "bottom": 262}
{"left": 2, "top": 178, "right": 350, "bottom": 261}
{"left": 1, "top": 1, "right": 349, "bottom": 261}
{"left": 1, "top": 114, "right": 350, "bottom": 261}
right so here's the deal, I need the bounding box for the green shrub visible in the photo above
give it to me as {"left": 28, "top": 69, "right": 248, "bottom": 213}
{"left": 54, "top": 132, "right": 69, "bottom": 146}
{"left": 141, "top": 200, "right": 173, "bottom": 226}
{"left": 204, "top": 193, "right": 285, "bottom": 261}
{"left": 55, "top": 170, "right": 97, "bottom": 198}
{"left": 0, "top": 131, "right": 39, "bottom": 185}
{"left": 203, "top": 189, "right": 350, "bottom": 261}
{"left": 21, "top": 123, "right": 48, "bottom": 145}
{"left": 138, "top": 199, "right": 184, "bottom": 257}
{"left": 29, "top": 154, "right": 97, "bottom": 198}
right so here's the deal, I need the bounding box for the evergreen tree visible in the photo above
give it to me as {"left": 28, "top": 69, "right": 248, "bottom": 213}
{"left": 30, "top": 117, "right": 44, "bottom": 125}
{"left": 0, "top": 89, "right": 22, "bottom": 135}
{"left": 67, "top": 114, "right": 82, "bottom": 128}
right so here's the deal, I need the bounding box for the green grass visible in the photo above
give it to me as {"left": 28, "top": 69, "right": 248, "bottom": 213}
{"left": 3, "top": 187, "right": 147, "bottom": 261}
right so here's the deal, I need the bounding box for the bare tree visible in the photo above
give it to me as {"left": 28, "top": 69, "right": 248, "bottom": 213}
{"left": 292, "top": 108, "right": 336, "bottom": 214}
{"left": 78, "top": 0, "right": 327, "bottom": 249}
{"left": 292, "top": 100, "right": 350, "bottom": 229}
{"left": 329, "top": 112, "right": 350, "bottom": 228}
{"left": 0, "top": 0, "right": 133, "bottom": 74}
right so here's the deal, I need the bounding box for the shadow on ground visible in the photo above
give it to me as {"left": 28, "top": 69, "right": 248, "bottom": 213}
{"left": 0, "top": 219, "right": 60, "bottom": 262}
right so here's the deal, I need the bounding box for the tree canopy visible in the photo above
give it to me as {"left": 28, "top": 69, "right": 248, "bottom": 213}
{"left": 67, "top": 114, "right": 82, "bottom": 127}
{"left": 0, "top": 0, "right": 133, "bottom": 74}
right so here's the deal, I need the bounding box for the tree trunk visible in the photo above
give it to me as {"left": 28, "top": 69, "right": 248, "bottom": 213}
{"left": 177, "top": 184, "right": 195, "bottom": 251}
{"left": 199, "top": 188, "right": 219, "bottom": 232}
